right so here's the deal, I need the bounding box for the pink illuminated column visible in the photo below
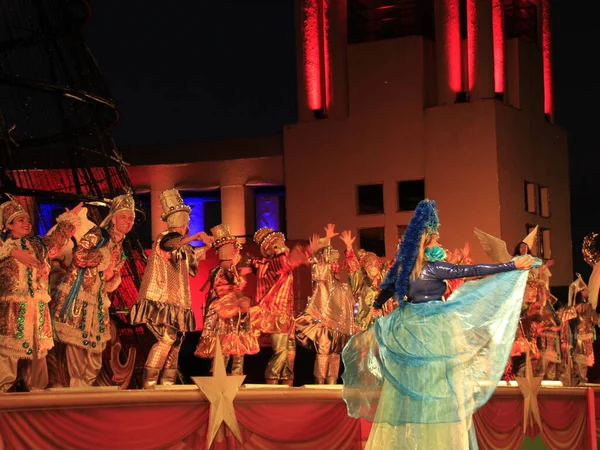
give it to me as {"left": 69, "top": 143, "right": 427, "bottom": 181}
{"left": 541, "top": 0, "right": 554, "bottom": 120}
{"left": 467, "top": 0, "right": 495, "bottom": 100}
{"left": 434, "top": 0, "right": 461, "bottom": 105}
{"left": 491, "top": 0, "right": 505, "bottom": 95}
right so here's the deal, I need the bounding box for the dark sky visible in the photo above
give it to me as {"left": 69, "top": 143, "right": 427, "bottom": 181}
{"left": 552, "top": 1, "right": 598, "bottom": 278}
{"left": 84, "top": 0, "right": 297, "bottom": 148}
{"left": 85, "top": 0, "right": 595, "bottom": 279}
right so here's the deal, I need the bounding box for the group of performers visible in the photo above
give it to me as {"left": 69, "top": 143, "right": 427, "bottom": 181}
{"left": 0, "top": 189, "right": 598, "bottom": 440}
{"left": 0, "top": 189, "right": 397, "bottom": 391}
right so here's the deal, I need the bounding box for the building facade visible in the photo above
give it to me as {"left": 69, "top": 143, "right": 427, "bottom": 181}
{"left": 128, "top": 0, "right": 572, "bottom": 286}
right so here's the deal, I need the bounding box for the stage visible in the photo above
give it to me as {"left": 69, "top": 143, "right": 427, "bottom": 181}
{"left": 0, "top": 385, "right": 598, "bottom": 450}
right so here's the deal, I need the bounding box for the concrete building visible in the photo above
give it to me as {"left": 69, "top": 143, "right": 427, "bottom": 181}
{"left": 127, "top": 0, "right": 572, "bottom": 286}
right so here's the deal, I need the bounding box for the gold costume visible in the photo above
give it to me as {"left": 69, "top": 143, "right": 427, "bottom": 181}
{"left": 130, "top": 189, "right": 205, "bottom": 388}
{"left": 0, "top": 200, "right": 80, "bottom": 392}
{"left": 249, "top": 227, "right": 306, "bottom": 385}
{"left": 195, "top": 224, "right": 259, "bottom": 375}
{"left": 345, "top": 249, "right": 387, "bottom": 331}
{"left": 52, "top": 194, "right": 134, "bottom": 387}
{"left": 296, "top": 245, "right": 356, "bottom": 384}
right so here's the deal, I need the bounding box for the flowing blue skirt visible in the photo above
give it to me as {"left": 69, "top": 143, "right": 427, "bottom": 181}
{"left": 341, "top": 266, "right": 533, "bottom": 448}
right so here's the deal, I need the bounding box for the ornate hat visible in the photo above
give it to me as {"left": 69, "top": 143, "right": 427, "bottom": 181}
{"left": 253, "top": 227, "right": 286, "bottom": 250}
{"left": 0, "top": 198, "right": 29, "bottom": 230}
{"left": 583, "top": 232, "right": 600, "bottom": 268}
{"left": 100, "top": 193, "right": 136, "bottom": 228}
{"left": 360, "top": 251, "right": 382, "bottom": 270}
{"left": 210, "top": 224, "right": 241, "bottom": 250}
{"left": 381, "top": 199, "right": 440, "bottom": 307}
{"left": 159, "top": 189, "right": 191, "bottom": 221}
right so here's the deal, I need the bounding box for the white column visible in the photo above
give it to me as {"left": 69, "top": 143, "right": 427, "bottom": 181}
{"left": 220, "top": 185, "right": 252, "bottom": 242}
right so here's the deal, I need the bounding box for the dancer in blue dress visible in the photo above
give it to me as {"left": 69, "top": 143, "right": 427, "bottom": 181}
{"left": 341, "top": 199, "right": 536, "bottom": 449}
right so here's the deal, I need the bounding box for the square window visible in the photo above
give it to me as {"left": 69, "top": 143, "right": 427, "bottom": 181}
{"left": 540, "top": 228, "right": 551, "bottom": 259}
{"left": 357, "top": 184, "right": 384, "bottom": 215}
{"left": 254, "top": 186, "right": 286, "bottom": 234}
{"left": 524, "top": 181, "right": 537, "bottom": 214}
{"left": 398, "top": 179, "right": 425, "bottom": 211}
{"left": 358, "top": 227, "right": 385, "bottom": 256}
{"left": 539, "top": 186, "right": 551, "bottom": 218}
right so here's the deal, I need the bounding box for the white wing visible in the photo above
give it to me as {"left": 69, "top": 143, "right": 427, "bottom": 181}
{"left": 588, "top": 263, "right": 600, "bottom": 310}
{"left": 473, "top": 228, "right": 512, "bottom": 263}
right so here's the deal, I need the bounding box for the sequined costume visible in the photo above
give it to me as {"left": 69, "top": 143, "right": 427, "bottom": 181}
{"left": 0, "top": 200, "right": 80, "bottom": 392}
{"left": 249, "top": 227, "right": 307, "bottom": 385}
{"left": 130, "top": 189, "right": 206, "bottom": 388}
{"left": 52, "top": 193, "right": 134, "bottom": 387}
{"left": 341, "top": 199, "right": 535, "bottom": 450}
{"left": 296, "top": 245, "right": 356, "bottom": 384}
{"left": 345, "top": 249, "right": 386, "bottom": 331}
{"left": 195, "top": 224, "right": 259, "bottom": 375}
{"left": 572, "top": 301, "right": 599, "bottom": 383}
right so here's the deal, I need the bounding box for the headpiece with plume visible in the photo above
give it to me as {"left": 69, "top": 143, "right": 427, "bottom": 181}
{"left": 99, "top": 193, "right": 136, "bottom": 229}
{"left": 379, "top": 199, "right": 440, "bottom": 307}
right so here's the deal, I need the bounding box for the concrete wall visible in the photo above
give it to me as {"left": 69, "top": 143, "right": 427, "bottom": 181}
{"left": 284, "top": 37, "right": 427, "bottom": 257}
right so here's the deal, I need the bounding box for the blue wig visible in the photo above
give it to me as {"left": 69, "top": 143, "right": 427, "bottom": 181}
{"left": 380, "top": 199, "right": 440, "bottom": 306}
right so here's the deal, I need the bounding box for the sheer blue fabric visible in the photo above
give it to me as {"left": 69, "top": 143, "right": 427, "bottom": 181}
{"left": 342, "top": 260, "right": 538, "bottom": 428}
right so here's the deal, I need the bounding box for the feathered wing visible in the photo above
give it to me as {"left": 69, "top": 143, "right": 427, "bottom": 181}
{"left": 473, "top": 228, "right": 512, "bottom": 263}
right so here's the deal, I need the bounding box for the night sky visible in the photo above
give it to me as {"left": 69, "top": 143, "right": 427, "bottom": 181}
{"left": 85, "top": 0, "right": 596, "bottom": 279}
{"left": 84, "top": 0, "right": 297, "bottom": 147}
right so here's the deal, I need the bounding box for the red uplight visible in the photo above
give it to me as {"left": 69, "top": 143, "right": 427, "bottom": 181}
{"left": 541, "top": 0, "right": 553, "bottom": 117}
{"left": 445, "top": 0, "right": 462, "bottom": 92}
{"left": 491, "top": 0, "right": 505, "bottom": 93}
{"left": 303, "top": 0, "right": 322, "bottom": 110}
{"left": 466, "top": 0, "right": 476, "bottom": 90}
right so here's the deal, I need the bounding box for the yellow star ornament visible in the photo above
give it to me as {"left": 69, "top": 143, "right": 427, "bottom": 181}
{"left": 192, "top": 339, "right": 245, "bottom": 448}
{"left": 515, "top": 350, "right": 543, "bottom": 432}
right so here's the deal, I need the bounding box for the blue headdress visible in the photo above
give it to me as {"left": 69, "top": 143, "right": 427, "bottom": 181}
{"left": 380, "top": 199, "right": 440, "bottom": 306}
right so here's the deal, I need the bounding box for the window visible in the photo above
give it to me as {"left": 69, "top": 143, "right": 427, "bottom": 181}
{"left": 254, "top": 186, "right": 286, "bottom": 234}
{"left": 398, "top": 179, "right": 425, "bottom": 211}
{"left": 357, "top": 184, "right": 384, "bottom": 215}
{"left": 539, "top": 186, "right": 551, "bottom": 218}
{"left": 524, "top": 181, "right": 537, "bottom": 214}
{"left": 539, "top": 228, "right": 551, "bottom": 259}
{"left": 181, "top": 190, "right": 221, "bottom": 245}
{"left": 358, "top": 227, "right": 385, "bottom": 256}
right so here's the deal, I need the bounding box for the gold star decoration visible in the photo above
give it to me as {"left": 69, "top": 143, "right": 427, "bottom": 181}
{"left": 515, "top": 350, "right": 544, "bottom": 432}
{"left": 192, "top": 339, "right": 245, "bottom": 449}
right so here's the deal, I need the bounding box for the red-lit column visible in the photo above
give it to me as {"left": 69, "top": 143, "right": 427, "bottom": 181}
{"left": 541, "top": 0, "right": 554, "bottom": 120}
{"left": 468, "top": 0, "right": 495, "bottom": 100}
{"left": 491, "top": 0, "right": 505, "bottom": 96}
{"left": 297, "top": 0, "right": 340, "bottom": 121}
{"left": 434, "top": 0, "right": 461, "bottom": 105}
{"left": 221, "top": 185, "right": 252, "bottom": 243}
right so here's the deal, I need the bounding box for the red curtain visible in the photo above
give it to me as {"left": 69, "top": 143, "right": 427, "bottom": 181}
{"left": 474, "top": 396, "right": 591, "bottom": 450}
{"left": 0, "top": 395, "right": 593, "bottom": 449}
{"left": 0, "top": 402, "right": 362, "bottom": 450}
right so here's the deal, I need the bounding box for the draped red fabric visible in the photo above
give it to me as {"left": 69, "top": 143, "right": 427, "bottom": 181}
{"left": 474, "top": 398, "right": 525, "bottom": 450}
{"left": 0, "top": 405, "right": 208, "bottom": 450}
{"left": 0, "top": 394, "right": 593, "bottom": 450}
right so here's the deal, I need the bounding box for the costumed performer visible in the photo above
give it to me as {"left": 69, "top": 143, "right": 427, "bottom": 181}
{"left": 52, "top": 193, "right": 135, "bottom": 387}
{"left": 194, "top": 224, "right": 260, "bottom": 375}
{"left": 0, "top": 197, "right": 82, "bottom": 392}
{"left": 341, "top": 199, "right": 535, "bottom": 449}
{"left": 296, "top": 224, "right": 357, "bottom": 384}
{"left": 130, "top": 189, "right": 209, "bottom": 388}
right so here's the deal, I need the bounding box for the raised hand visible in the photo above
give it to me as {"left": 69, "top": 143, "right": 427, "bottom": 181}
{"left": 514, "top": 255, "right": 534, "bottom": 270}
{"left": 324, "top": 223, "right": 339, "bottom": 240}
{"left": 196, "top": 231, "right": 214, "bottom": 245}
{"left": 308, "top": 233, "right": 321, "bottom": 255}
{"left": 339, "top": 230, "right": 355, "bottom": 250}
